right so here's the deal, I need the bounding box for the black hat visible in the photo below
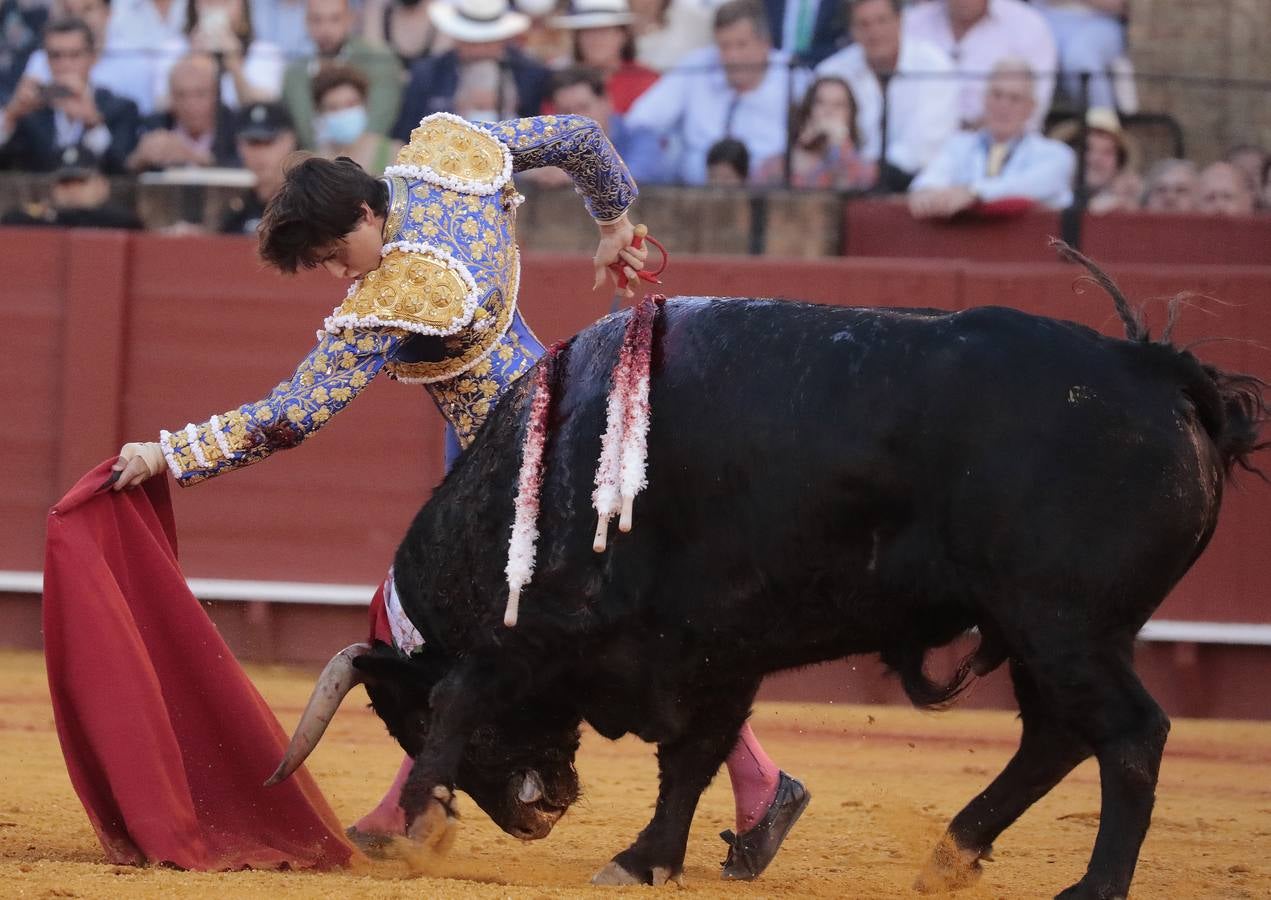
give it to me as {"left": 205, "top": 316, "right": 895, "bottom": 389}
{"left": 236, "top": 101, "right": 295, "bottom": 140}
{"left": 53, "top": 144, "right": 103, "bottom": 181}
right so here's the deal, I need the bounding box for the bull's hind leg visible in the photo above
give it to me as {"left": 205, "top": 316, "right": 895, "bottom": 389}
{"left": 1047, "top": 650, "right": 1169, "bottom": 900}
{"left": 924, "top": 646, "right": 1168, "bottom": 900}
{"left": 918, "top": 660, "right": 1091, "bottom": 893}
{"left": 592, "top": 689, "right": 756, "bottom": 886}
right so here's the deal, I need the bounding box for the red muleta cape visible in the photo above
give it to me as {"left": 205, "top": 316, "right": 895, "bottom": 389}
{"left": 42, "top": 460, "right": 357, "bottom": 870}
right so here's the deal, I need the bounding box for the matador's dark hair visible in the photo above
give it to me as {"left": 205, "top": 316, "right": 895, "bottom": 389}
{"left": 257, "top": 154, "right": 388, "bottom": 274}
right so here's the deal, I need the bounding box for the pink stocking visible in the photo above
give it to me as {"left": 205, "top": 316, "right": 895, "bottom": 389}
{"left": 351, "top": 754, "right": 411, "bottom": 834}
{"left": 724, "top": 722, "right": 780, "bottom": 832}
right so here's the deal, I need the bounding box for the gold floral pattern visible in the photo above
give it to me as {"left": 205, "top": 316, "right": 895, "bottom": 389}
{"left": 161, "top": 328, "right": 405, "bottom": 483}
{"left": 332, "top": 247, "right": 473, "bottom": 333}
{"left": 396, "top": 114, "right": 508, "bottom": 185}
{"left": 426, "top": 311, "right": 543, "bottom": 448}
{"left": 490, "top": 115, "right": 637, "bottom": 222}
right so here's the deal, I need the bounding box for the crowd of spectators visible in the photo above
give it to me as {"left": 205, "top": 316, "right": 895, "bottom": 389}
{"left": 0, "top": 0, "right": 1268, "bottom": 231}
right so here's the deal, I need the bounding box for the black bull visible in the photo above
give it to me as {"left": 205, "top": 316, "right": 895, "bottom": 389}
{"left": 278, "top": 278, "right": 1266, "bottom": 897}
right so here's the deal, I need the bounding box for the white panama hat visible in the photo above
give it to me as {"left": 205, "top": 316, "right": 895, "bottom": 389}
{"left": 549, "top": 0, "right": 636, "bottom": 30}
{"left": 429, "top": 0, "right": 531, "bottom": 43}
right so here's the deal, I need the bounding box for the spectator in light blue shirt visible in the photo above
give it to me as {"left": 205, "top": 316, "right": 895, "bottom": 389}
{"left": 908, "top": 58, "right": 1075, "bottom": 218}
{"left": 624, "top": 0, "right": 809, "bottom": 185}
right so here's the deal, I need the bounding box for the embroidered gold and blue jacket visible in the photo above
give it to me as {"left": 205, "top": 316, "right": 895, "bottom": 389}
{"left": 159, "top": 113, "right": 636, "bottom": 484}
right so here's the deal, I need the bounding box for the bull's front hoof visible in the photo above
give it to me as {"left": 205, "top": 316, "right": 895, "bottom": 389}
{"left": 591, "top": 861, "right": 683, "bottom": 887}
{"left": 592, "top": 861, "right": 642, "bottom": 886}
{"left": 405, "top": 785, "right": 460, "bottom": 853}
{"left": 914, "top": 833, "right": 987, "bottom": 893}
{"left": 1055, "top": 879, "right": 1126, "bottom": 900}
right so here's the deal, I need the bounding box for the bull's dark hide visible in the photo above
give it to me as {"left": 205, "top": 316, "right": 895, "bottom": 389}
{"left": 353, "top": 292, "right": 1266, "bottom": 899}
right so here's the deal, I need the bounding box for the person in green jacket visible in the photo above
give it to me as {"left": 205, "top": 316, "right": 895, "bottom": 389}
{"left": 282, "top": 0, "right": 404, "bottom": 148}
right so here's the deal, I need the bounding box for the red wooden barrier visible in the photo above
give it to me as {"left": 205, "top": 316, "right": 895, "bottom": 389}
{"left": 2, "top": 231, "right": 1268, "bottom": 629}
{"left": 842, "top": 199, "right": 1271, "bottom": 267}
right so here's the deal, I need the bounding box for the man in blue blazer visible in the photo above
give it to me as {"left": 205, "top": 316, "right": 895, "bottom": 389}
{"left": 763, "top": 0, "right": 847, "bottom": 67}
{"left": 0, "top": 17, "right": 138, "bottom": 174}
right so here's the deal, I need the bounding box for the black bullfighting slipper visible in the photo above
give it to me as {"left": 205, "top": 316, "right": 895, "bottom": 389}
{"left": 719, "top": 771, "right": 811, "bottom": 880}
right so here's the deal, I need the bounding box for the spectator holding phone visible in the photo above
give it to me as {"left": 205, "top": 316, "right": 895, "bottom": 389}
{"left": 0, "top": 17, "right": 139, "bottom": 172}
{"left": 151, "top": 0, "right": 285, "bottom": 110}
{"left": 754, "top": 75, "right": 875, "bottom": 189}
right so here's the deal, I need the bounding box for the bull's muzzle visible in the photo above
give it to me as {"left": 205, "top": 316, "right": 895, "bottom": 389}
{"left": 264, "top": 642, "right": 371, "bottom": 787}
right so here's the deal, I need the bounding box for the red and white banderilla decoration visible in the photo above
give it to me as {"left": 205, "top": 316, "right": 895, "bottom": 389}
{"left": 504, "top": 229, "right": 668, "bottom": 627}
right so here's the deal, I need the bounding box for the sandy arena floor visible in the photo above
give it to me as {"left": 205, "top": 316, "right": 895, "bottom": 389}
{"left": 0, "top": 650, "right": 1268, "bottom": 899}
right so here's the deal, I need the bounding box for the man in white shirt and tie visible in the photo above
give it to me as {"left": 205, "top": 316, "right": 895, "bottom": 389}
{"left": 907, "top": 58, "right": 1075, "bottom": 218}
{"left": 625, "top": 0, "right": 809, "bottom": 185}
{"left": 816, "top": 0, "right": 958, "bottom": 191}
{"left": 903, "top": 0, "right": 1056, "bottom": 131}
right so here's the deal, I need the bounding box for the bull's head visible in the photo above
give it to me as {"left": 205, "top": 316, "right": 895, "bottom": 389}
{"left": 266, "top": 644, "right": 581, "bottom": 841}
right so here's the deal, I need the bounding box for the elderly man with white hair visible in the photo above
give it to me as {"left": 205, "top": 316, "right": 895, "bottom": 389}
{"left": 908, "top": 58, "right": 1075, "bottom": 218}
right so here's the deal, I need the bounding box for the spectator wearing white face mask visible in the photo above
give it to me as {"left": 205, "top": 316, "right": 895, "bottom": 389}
{"left": 311, "top": 62, "right": 400, "bottom": 174}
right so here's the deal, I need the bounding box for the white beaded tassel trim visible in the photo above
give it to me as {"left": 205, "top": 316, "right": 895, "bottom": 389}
{"left": 184, "top": 424, "right": 209, "bottom": 468}
{"left": 157, "top": 431, "right": 185, "bottom": 480}
{"left": 208, "top": 415, "right": 235, "bottom": 460}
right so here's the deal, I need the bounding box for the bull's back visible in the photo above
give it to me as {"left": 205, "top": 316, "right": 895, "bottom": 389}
{"left": 552, "top": 298, "right": 1222, "bottom": 651}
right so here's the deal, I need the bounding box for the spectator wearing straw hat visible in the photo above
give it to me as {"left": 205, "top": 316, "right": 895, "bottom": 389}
{"left": 624, "top": 0, "right": 809, "bottom": 185}
{"left": 391, "top": 0, "right": 551, "bottom": 140}
{"left": 1048, "top": 105, "right": 1139, "bottom": 213}
{"left": 550, "top": 0, "right": 658, "bottom": 114}
{"left": 816, "top": 0, "right": 958, "bottom": 192}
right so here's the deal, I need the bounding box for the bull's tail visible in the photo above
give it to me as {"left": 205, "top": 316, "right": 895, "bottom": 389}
{"left": 1196, "top": 364, "right": 1270, "bottom": 477}
{"left": 1052, "top": 239, "right": 1270, "bottom": 477}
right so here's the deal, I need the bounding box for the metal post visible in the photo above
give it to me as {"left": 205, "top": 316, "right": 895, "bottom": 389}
{"left": 875, "top": 69, "right": 891, "bottom": 193}
{"left": 1060, "top": 71, "right": 1091, "bottom": 250}
{"left": 782, "top": 56, "right": 797, "bottom": 188}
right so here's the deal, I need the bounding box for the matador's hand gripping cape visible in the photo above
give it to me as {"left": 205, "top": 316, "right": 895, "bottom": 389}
{"left": 158, "top": 113, "right": 637, "bottom": 485}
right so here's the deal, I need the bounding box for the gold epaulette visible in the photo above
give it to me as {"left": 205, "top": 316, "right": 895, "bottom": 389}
{"left": 324, "top": 244, "right": 479, "bottom": 337}
{"left": 384, "top": 112, "right": 512, "bottom": 195}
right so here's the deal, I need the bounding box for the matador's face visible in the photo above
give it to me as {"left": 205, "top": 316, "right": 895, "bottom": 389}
{"left": 318, "top": 203, "right": 385, "bottom": 281}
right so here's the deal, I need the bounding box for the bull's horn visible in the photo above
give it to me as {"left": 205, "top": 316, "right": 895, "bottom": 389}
{"left": 517, "top": 770, "right": 545, "bottom": 805}
{"left": 264, "top": 642, "right": 371, "bottom": 786}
